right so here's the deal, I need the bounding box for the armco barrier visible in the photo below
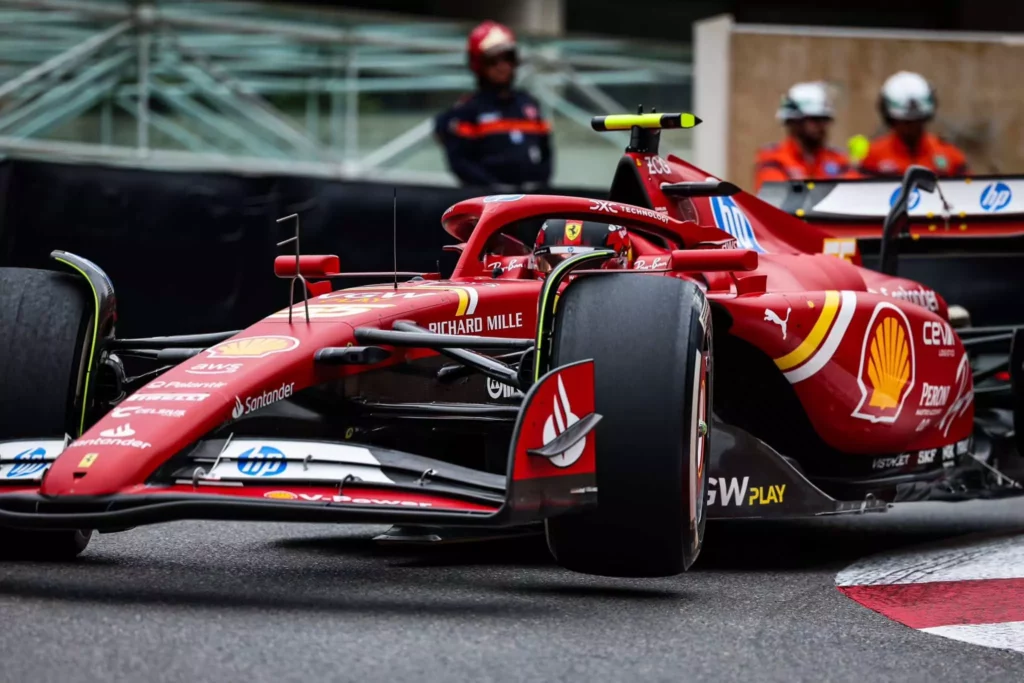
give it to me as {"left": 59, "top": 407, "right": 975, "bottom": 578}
{"left": 0, "top": 159, "right": 603, "bottom": 337}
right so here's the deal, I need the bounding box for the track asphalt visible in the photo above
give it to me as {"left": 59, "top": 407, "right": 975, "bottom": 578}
{"left": 0, "top": 500, "right": 1023, "bottom": 683}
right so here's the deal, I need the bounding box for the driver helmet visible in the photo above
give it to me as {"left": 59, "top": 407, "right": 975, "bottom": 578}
{"left": 467, "top": 21, "right": 518, "bottom": 77}
{"left": 775, "top": 81, "right": 835, "bottom": 122}
{"left": 879, "top": 71, "right": 936, "bottom": 121}
{"left": 532, "top": 218, "right": 633, "bottom": 274}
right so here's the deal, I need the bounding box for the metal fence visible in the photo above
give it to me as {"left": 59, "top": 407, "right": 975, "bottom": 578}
{"left": 0, "top": 0, "right": 693, "bottom": 187}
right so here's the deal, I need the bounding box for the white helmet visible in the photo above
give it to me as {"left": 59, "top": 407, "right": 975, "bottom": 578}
{"left": 879, "top": 71, "right": 936, "bottom": 121}
{"left": 776, "top": 82, "right": 834, "bottom": 122}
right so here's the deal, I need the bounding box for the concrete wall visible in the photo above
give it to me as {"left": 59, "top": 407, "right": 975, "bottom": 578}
{"left": 695, "top": 15, "right": 1024, "bottom": 190}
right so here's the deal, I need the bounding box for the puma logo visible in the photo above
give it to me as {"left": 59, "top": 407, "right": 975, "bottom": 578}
{"left": 764, "top": 307, "right": 791, "bottom": 340}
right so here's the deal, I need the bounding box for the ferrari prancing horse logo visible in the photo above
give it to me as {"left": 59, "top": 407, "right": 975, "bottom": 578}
{"left": 565, "top": 220, "right": 583, "bottom": 243}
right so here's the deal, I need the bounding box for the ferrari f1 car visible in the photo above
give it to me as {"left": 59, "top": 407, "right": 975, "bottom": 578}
{"left": 757, "top": 172, "right": 1024, "bottom": 327}
{"left": 1, "top": 112, "right": 1022, "bottom": 578}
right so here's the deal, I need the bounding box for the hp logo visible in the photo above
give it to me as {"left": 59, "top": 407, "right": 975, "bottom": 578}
{"left": 236, "top": 445, "right": 287, "bottom": 477}
{"left": 7, "top": 447, "right": 48, "bottom": 478}
{"left": 889, "top": 186, "right": 921, "bottom": 211}
{"left": 980, "top": 182, "right": 1012, "bottom": 212}
{"left": 710, "top": 196, "right": 765, "bottom": 253}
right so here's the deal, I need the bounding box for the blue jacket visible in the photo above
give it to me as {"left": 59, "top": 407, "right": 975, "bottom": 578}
{"left": 434, "top": 88, "right": 553, "bottom": 188}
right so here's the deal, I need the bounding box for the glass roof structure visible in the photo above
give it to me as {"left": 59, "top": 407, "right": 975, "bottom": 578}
{"left": 0, "top": 0, "right": 693, "bottom": 187}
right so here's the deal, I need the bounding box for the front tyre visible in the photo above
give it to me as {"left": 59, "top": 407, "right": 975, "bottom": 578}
{"left": 0, "top": 267, "right": 97, "bottom": 560}
{"left": 0, "top": 529, "right": 92, "bottom": 561}
{"left": 545, "top": 275, "right": 712, "bottom": 577}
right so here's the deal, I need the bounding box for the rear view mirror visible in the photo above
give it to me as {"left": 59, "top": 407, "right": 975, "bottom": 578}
{"left": 669, "top": 248, "right": 758, "bottom": 272}
{"left": 273, "top": 254, "right": 341, "bottom": 278}
{"left": 904, "top": 165, "right": 937, "bottom": 193}
{"left": 879, "top": 165, "right": 938, "bottom": 276}
{"left": 660, "top": 180, "right": 740, "bottom": 198}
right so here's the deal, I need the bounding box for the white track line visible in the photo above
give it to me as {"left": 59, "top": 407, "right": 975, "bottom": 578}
{"left": 836, "top": 532, "right": 1024, "bottom": 655}
{"left": 921, "top": 621, "right": 1024, "bottom": 654}
{"left": 837, "top": 533, "right": 1024, "bottom": 586}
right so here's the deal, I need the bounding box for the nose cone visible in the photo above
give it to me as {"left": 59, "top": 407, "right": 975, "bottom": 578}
{"left": 40, "top": 392, "right": 234, "bottom": 497}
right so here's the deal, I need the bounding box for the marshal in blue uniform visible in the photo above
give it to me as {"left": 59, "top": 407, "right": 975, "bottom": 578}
{"left": 433, "top": 21, "right": 553, "bottom": 190}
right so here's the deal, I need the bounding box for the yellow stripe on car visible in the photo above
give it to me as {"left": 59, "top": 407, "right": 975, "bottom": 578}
{"left": 774, "top": 291, "right": 840, "bottom": 371}
{"left": 453, "top": 288, "right": 470, "bottom": 316}
{"left": 352, "top": 283, "right": 479, "bottom": 317}
{"left": 421, "top": 285, "right": 477, "bottom": 316}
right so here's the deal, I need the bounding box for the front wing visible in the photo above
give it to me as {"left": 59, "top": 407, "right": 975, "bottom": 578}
{"left": 0, "top": 361, "right": 600, "bottom": 531}
{"left": 6, "top": 365, "right": 1017, "bottom": 532}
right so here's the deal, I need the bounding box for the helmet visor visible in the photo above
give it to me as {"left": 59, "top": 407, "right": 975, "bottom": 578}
{"left": 533, "top": 245, "right": 596, "bottom": 274}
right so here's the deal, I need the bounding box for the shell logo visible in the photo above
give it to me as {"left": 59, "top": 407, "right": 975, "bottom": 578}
{"left": 867, "top": 318, "right": 911, "bottom": 409}
{"left": 264, "top": 490, "right": 298, "bottom": 500}
{"left": 206, "top": 336, "right": 300, "bottom": 359}
{"left": 852, "top": 303, "right": 916, "bottom": 424}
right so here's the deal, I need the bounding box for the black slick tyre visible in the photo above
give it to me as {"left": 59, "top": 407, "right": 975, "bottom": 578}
{"left": 545, "top": 274, "right": 712, "bottom": 577}
{"left": 0, "top": 267, "right": 96, "bottom": 559}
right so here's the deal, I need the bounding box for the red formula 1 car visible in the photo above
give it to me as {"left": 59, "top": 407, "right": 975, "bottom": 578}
{"left": 1, "top": 113, "right": 1021, "bottom": 578}
{"left": 757, "top": 173, "right": 1024, "bottom": 327}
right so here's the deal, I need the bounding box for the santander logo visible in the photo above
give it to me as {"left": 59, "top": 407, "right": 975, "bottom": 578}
{"left": 100, "top": 423, "right": 135, "bottom": 438}
{"left": 232, "top": 382, "right": 296, "bottom": 420}
{"left": 541, "top": 375, "right": 585, "bottom": 468}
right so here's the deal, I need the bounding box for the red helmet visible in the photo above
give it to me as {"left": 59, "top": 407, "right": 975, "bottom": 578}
{"left": 533, "top": 219, "right": 633, "bottom": 274}
{"left": 467, "top": 21, "right": 518, "bottom": 75}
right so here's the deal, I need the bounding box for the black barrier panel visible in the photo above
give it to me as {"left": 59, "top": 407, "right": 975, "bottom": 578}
{"left": 0, "top": 160, "right": 10, "bottom": 243}
{"left": 856, "top": 240, "right": 1024, "bottom": 327}
{"left": 272, "top": 178, "right": 604, "bottom": 275}
{"left": 0, "top": 160, "right": 281, "bottom": 336}
{"left": 758, "top": 179, "right": 1024, "bottom": 327}
{"left": 0, "top": 159, "right": 605, "bottom": 337}
{"left": 273, "top": 176, "right": 471, "bottom": 283}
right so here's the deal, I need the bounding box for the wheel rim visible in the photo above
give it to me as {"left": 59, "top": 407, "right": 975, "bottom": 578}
{"left": 692, "top": 348, "right": 711, "bottom": 528}
{"left": 68, "top": 314, "right": 95, "bottom": 438}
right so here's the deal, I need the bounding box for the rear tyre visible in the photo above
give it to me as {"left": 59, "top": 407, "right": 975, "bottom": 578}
{"left": 545, "top": 275, "right": 712, "bottom": 577}
{"left": 0, "top": 267, "right": 96, "bottom": 559}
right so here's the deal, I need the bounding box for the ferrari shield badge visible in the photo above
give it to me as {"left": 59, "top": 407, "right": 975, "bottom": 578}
{"left": 565, "top": 220, "right": 583, "bottom": 243}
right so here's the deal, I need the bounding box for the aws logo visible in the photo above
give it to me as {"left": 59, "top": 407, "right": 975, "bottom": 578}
{"left": 852, "top": 303, "right": 915, "bottom": 423}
